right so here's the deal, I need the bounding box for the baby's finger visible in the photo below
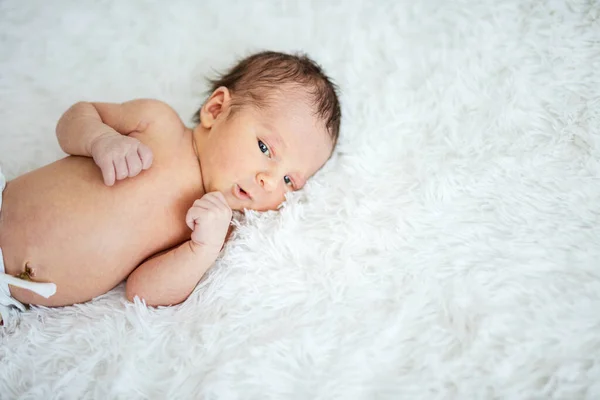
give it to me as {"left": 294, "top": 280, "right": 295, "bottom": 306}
{"left": 202, "top": 196, "right": 231, "bottom": 218}
{"left": 200, "top": 194, "right": 222, "bottom": 210}
{"left": 203, "top": 192, "right": 227, "bottom": 207}
{"left": 205, "top": 191, "right": 231, "bottom": 210}
{"left": 98, "top": 159, "right": 115, "bottom": 186}
{"left": 137, "top": 143, "right": 153, "bottom": 170}
{"left": 126, "top": 151, "right": 143, "bottom": 177}
{"left": 113, "top": 158, "right": 128, "bottom": 181}
{"left": 185, "top": 203, "right": 211, "bottom": 230}
{"left": 191, "top": 198, "right": 208, "bottom": 209}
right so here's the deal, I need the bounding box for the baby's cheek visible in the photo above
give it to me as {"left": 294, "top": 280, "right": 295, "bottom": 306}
{"left": 212, "top": 143, "right": 243, "bottom": 171}
{"left": 224, "top": 156, "right": 248, "bottom": 175}
{"left": 263, "top": 194, "right": 286, "bottom": 211}
{"left": 228, "top": 150, "right": 254, "bottom": 173}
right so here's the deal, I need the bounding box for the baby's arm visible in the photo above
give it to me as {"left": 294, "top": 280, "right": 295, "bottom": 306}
{"left": 125, "top": 192, "right": 232, "bottom": 306}
{"left": 125, "top": 240, "right": 217, "bottom": 307}
{"left": 56, "top": 99, "right": 183, "bottom": 185}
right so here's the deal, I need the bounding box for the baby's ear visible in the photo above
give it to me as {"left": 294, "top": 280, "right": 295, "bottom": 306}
{"left": 200, "top": 86, "right": 231, "bottom": 129}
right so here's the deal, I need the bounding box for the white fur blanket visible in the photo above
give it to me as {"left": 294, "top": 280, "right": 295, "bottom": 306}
{"left": 1, "top": 0, "right": 599, "bottom": 398}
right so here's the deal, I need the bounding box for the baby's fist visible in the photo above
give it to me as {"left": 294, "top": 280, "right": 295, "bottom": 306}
{"left": 90, "top": 132, "right": 153, "bottom": 186}
{"left": 185, "top": 192, "right": 233, "bottom": 254}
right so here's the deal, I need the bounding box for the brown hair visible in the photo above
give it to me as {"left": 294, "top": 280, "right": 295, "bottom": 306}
{"left": 193, "top": 51, "right": 341, "bottom": 147}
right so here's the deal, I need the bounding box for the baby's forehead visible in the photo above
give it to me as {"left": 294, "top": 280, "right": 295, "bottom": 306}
{"left": 240, "top": 87, "right": 332, "bottom": 151}
{"left": 257, "top": 91, "right": 321, "bottom": 125}
{"left": 261, "top": 103, "right": 328, "bottom": 144}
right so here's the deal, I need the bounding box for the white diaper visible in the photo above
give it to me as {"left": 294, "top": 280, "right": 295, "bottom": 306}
{"left": 0, "top": 167, "right": 57, "bottom": 325}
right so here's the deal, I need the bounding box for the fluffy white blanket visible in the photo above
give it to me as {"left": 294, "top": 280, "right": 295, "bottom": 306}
{"left": 1, "top": 0, "right": 599, "bottom": 398}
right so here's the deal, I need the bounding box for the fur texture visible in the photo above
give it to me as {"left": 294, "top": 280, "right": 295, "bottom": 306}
{"left": 1, "top": 0, "right": 599, "bottom": 398}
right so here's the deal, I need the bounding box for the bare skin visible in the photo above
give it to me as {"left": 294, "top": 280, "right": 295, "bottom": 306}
{"left": 0, "top": 87, "right": 332, "bottom": 308}
{"left": 0, "top": 100, "right": 210, "bottom": 306}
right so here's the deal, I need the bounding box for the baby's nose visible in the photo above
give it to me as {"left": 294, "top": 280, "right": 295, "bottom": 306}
{"left": 257, "top": 172, "right": 277, "bottom": 192}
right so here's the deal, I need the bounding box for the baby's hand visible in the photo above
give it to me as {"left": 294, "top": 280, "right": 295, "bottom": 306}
{"left": 90, "top": 133, "right": 153, "bottom": 186}
{"left": 185, "top": 192, "right": 233, "bottom": 255}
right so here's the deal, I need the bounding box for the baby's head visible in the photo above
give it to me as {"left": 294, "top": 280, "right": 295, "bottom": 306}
{"left": 193, "top": 51, "right": 341, "bottom": 211}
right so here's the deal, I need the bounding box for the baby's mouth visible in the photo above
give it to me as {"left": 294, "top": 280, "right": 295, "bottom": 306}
{"left": 234, "top": 184, "right": 252, "bottom": 200}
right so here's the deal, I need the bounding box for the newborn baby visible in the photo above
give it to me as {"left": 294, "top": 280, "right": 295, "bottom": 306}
{"left": 0, "top": 50, "right": 341, "bottom": 324}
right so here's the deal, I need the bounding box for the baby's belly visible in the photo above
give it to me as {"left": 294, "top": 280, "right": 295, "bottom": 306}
{"left": 0, "top": 156, "right": 193, "bottom": 306}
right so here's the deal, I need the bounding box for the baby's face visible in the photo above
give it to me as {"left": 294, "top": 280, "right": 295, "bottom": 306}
{"left": 197, "top": 92, "right": 333, "bottom": 211}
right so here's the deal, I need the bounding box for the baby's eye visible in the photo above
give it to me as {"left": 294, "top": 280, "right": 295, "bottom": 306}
{"left": 284, "top": 175, "right": 293, "bottom": 187}
{"left": 258, "top": 140, "right": 271, "bottom": 157}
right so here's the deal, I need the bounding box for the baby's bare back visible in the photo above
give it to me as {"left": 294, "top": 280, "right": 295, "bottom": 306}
{"left": 0, "top": 130, "right": 202, "bottom": 306}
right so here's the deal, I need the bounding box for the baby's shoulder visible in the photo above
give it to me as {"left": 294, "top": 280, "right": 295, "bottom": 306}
{"left": 124, "top": 98, "right": 186, "bottom": 134}
{"left": 100, "top": 98, "right": 186, "bottom": 147}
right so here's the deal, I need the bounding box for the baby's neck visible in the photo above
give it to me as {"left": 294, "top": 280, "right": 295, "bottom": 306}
{"left": 190, "top": 127, "right": 207, "bottom": 197}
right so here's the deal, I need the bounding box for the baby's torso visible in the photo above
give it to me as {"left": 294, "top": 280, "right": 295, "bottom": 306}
{"left": 0, "top": 129, "right": 203, "bottom": 306}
